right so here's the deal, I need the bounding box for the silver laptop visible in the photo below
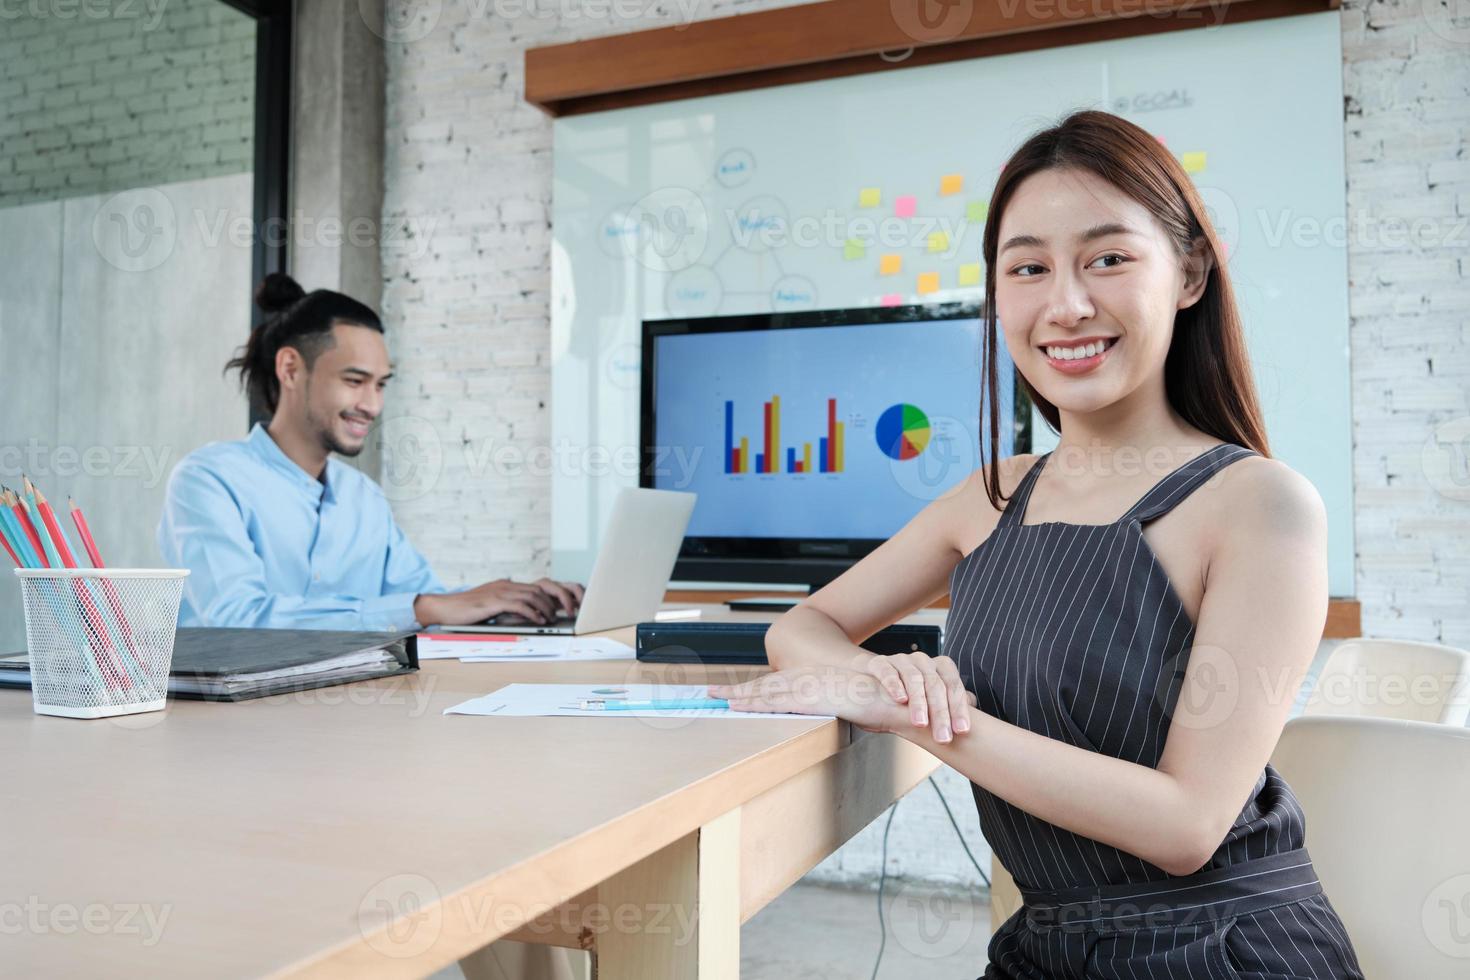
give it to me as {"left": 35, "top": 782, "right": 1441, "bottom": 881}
{"left": 439, "top": 487, "right": 696, "bottom": 635}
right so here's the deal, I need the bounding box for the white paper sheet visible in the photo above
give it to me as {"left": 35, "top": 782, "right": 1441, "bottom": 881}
{"left": 416, "top": 635, "right": 634, "bottom": 662}
{"left": 458, "top": 636, "right": 635, "bottom": 663}
{"left": 444, "top": 683, "right": 831, "bottom": 719}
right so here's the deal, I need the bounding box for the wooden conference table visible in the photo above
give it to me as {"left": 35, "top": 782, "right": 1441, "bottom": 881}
{"left": 1, "top": 605, "right": 945, "bottom": 978}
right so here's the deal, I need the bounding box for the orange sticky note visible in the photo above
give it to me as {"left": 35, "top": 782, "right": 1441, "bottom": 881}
{"left": 939, "top": 173, "right": 963, "bottom": 196}
{"left": 917, "top": 272, "right": 940, "bottom": 295}
{"left": 879, "top": 253, "right": 902, "bottom": 276}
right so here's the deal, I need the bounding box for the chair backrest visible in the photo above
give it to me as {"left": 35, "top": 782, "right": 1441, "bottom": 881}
{"left": 1302, "top": 638, "right": 1470, "bottom": 726}
{"left": 1271, "top": 715, "right": 1470, "bottom": 978}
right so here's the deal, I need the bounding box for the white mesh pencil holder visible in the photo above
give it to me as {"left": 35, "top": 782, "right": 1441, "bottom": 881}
{"left": 14, "top": 568, "right": 189, "bottom": 719}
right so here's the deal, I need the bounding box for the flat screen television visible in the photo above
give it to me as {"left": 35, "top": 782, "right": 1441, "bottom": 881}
{"left": 640, "top": 302, "right": 1027, "bottom": 589}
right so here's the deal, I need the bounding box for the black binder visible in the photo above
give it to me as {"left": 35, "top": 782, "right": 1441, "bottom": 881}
{"left": 0, "top": 627, "right": 419, "bottom": 702}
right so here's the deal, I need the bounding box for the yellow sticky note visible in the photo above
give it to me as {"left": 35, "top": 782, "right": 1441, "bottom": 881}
{"left": 843, "top": 238, "right": 866, "bottom": 260}
{"left": 858, "top": 187, "right": 881, "bottom": 208}
{"left": 879, "top": 253, "right": 902, "bottom": 276}
{"left": 958, "top": 262, "right": 982, "bottom": 286}
{"left": 928, "top": 231, "right": 949, "bottom": 253}
{"left": 939, "top": 173, "right": 963, "bottom": 196}
{"left": 917, "top": 272, "right": 940, "bottom": 295}
{"left": 1181, "top": 151, "right": 1207, "bottom": 174}
{"left": 966, "top": 200, "right": 989, "bottom": 223}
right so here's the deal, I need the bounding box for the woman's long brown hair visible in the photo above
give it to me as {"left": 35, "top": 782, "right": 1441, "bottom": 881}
{"left": 979, "top": 109, "right": 1270, "bottom": 511}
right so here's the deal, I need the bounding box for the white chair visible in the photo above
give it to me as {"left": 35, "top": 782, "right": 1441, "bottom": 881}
{"left": 987, "top": 637, "right": 1470, "bottom": 932}
{"left": 1302, "top": 638, "right": 1470, "bottom": 726}
{"left": 1271, "top": 715, "right": 1470, "bottom": 979}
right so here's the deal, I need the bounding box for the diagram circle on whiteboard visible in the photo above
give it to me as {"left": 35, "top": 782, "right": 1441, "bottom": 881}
{"left": 665, "top": 265, "right": 724, "bottom": 317}
{"left": 887, "top": 413, "right": 977, "bottom": 503}
{"left": 876, "top": 403, "right": 932, "bottom": 460}
{"left": 715, "top": 148, "right": 756, "bottom": 188}
{"left": 597, "top": 205, "right": 639, "bottom": 260}
{"left": 730, "top": 195, "right": 790, "bottom": 254}
{"left": 770, "top": 275, "right": 819, "bottom": 311}
{"left": 623, "top": 186, "right": 709, "bottom": 272}
{"left": 603, "top": 342, "right": 642, "bottom": 391}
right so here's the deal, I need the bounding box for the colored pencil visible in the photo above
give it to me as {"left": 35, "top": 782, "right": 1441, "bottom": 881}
{"left": 68, "top": 498, "right": 147, "bottom": 689}
{"left": 69, "top": 499, "right": 105, "bottom": 568}
{"left": 26, "top": 478, "right": 133, "bottom": 692}
{"left": 0, "top": 493, "right": 32, "bottom": 567}
{"left": 28, "top": 477, "right": 78, "bottom": 568}
{"left": 7, "top": 486, "right": 48, "bottom": 568}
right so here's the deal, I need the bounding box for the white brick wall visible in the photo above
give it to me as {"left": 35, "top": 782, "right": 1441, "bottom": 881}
{"left": 1341, "top": 0, "right": 1470, "bottom": 647}
{"left": 380, "top": 0, "right": 1470, "bottom": 888}
{"left": 0, "top": 0, "right": 254, "bottom": 207}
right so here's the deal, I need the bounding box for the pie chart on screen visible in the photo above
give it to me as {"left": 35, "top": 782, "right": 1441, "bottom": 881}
{"left": 876, "top": 403, "right": 931, "bottom": 460}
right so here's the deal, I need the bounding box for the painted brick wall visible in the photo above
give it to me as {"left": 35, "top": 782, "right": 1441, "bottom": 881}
{"left": 1341, "top": 0, "right": 1470, "bottom": 646}
{"left": 0, "top": 0, "right": 254, "bottom": 208}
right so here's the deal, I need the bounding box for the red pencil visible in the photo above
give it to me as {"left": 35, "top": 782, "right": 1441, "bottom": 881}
{"left": 69, "top": 496, "right": 144, "bottom": 681}
{"left": 69, "top": 498, "right": 105, "bottom": 568}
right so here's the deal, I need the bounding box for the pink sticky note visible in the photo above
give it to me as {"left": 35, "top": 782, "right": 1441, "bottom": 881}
{"left": 880, "top": 293, "right": 903, "bottom": 307}
{"left": 894, "top": 195, "right": 916, "bottom": 218}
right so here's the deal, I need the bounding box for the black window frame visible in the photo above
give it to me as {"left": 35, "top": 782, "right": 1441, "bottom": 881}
{"left": 218, "top": 0, "right": 291, "bottom": 327}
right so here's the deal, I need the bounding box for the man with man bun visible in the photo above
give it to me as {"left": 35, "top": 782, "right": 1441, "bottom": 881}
{"left": 157, "top": 273, "right": 582, "bottom": 631}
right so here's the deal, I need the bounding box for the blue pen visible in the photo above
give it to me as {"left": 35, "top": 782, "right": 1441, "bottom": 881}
{"left": 577, "top": 697, "right": 731, "bottom": 711}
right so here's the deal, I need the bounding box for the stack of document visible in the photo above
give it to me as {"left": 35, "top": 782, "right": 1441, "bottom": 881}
{"left": 0, "top": 628, "right": 416, "bottom": 701}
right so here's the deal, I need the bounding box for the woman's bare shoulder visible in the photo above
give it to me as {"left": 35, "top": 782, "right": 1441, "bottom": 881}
{"left": 947, "top": 452, "right": 1041, "bottom": 520}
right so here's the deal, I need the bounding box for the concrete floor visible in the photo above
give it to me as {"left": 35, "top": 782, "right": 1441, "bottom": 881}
{"left": 742, "top": 880, "right": 993, "bottom": 979}
{"left": 437, "top": 880, "right": 994, "bottom": 979}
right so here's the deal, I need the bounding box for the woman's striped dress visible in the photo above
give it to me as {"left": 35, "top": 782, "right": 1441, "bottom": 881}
{"left": 945, "top": 443, "right": 1366, "bottom": 978}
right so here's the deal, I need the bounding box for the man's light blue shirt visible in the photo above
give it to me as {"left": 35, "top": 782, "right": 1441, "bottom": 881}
{"left": 157, "top": 424, "right": 443, "bottom": 631}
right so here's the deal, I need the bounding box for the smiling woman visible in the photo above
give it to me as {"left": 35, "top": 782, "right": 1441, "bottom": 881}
{"left": 711, "top": 109, "right": 1366, "bottom": 980}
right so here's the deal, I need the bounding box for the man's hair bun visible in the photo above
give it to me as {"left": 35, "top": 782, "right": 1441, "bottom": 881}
{"left": 254, "top": 272, "right": 307, "bottom": 315}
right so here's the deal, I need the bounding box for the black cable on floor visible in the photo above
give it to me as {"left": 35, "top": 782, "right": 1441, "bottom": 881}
{"left": 871, "top": 775, "right": 993, "bottom": 978}
{"left": 929, "top": 774, "right": 990, "bottom": 887}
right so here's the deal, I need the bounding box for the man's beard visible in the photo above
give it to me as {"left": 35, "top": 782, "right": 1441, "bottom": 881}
{"left": 306, "top": 403, "right": 365, "bottom": 458}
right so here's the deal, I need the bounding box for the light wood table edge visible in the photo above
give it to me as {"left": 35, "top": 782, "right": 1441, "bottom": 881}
{"left": 272, "top": 719, "right": 845, "bottom": 978}
{"left": 499, "top": 731, "right": 940, "bottom": 953}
